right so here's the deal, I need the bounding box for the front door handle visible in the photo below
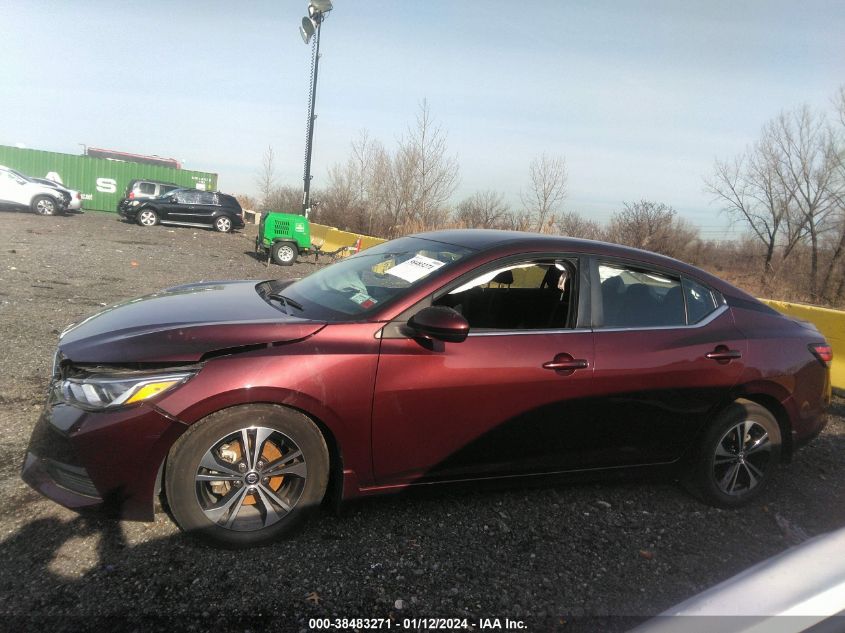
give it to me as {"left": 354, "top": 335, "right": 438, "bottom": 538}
{"left": 543, "top": 354, "right": 589, "bottom": 375}
{"left": 706, "top": 346, "right": 742, "bottom": 363}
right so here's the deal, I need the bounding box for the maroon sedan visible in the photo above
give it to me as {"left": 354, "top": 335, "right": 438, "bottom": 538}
{"left": 22, "top": 230, "right": 832, "bottom": 547}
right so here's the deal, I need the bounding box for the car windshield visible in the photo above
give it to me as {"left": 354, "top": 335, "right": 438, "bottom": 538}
{"left": 8, "top": 168, "right": 31, "bottom": 182}
{"left": 279, "top": 236, "right": 473, "bottom": 320}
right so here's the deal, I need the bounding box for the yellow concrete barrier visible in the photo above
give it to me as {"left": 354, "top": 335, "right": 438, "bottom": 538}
{"left": 761, "top": 299, "right": 845, "bottom": 391}
{"left": 309, "top": 223, "right": 386, "bottom": 255}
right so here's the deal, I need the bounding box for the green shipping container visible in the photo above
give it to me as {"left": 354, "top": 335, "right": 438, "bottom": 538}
{"left": 0, "top": 145, "right": 218, "bottom": 212}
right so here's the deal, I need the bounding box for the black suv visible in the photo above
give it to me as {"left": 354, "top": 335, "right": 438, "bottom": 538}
{"left": 119, "top": 188, "right": 245, "bottom": 233}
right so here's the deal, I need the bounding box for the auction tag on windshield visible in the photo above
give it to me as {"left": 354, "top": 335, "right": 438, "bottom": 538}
{"left": 349, "top": 291, "right": 377, "bottom": 307}
{"left": 386, "top": 255, "right": 446, "bottom": 283}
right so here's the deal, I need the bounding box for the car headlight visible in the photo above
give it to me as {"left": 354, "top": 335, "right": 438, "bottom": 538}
{"left": 58, "top": 372, "right": 194, "bottom": 410}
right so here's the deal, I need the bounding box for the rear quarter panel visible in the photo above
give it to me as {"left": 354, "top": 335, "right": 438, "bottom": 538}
{"left": 730, "top": 303, "right": 830, "bottom": 446}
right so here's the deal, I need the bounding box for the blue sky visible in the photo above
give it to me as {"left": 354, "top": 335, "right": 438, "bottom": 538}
{"left": 2, "top": 1, "right": 843, "bottom": 237}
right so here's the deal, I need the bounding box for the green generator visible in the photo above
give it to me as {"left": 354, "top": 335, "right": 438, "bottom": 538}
{"left": 255, "top": 212, "right": 312, "bottom": 266}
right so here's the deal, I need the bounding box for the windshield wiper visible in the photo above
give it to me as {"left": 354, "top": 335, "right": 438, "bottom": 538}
{"left": 266, "top": 293, "right": 304, "bottom": 315}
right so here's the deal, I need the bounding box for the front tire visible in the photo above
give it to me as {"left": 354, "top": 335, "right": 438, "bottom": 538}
{"left": 271, "top": 241, "right": 298, "bottom": 266}
{"left": 690, "top": 400, "right": 781, "bottom": 508}
{"left": 164, "top": 404, "right": 329, "bottom": 548}
{"left": 32, "top": 195, "right": 58, "bottom": 216}
{"left": 214, "top": 215, "right": 233, "bottom": 233}
{"left": 137, "top": 208, "right": 159, "bottom": 227}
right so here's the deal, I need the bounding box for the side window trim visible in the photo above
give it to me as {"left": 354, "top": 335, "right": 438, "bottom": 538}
{"left": 382, "top": 253, "right": 589, "bottom": 338}
{"left": 589, "top": 255, "right": 727, "bottom": 331}
{"left": 436, "top": 253, "right": 584, "bottom": 332}
{"left": 681, "top": 276, "right": 720, "bottom": 324}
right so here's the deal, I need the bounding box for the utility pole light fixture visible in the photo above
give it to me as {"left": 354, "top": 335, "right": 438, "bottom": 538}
{"left": 299, "top": 0, "right": 333, "bottom": 215}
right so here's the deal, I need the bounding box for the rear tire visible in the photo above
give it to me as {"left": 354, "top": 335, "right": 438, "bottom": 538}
{"left": 32, "top": 195, "right": 58, "bottom": 216}
{"left": 164, "top": 404, "right": 329, "bottom": 548}
{"left": 137, "top": 208, "right": 159, "bottom": 227}
{"left": 271, "top": 241, "right": 298, "bottom": 266}
{"left": 690, "top": 400, "right": 781, "bottom": 508}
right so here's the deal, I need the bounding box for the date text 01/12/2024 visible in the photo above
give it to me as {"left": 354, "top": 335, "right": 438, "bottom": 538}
{"left": 308, "top": 617, "right": 527, "bottom": 630}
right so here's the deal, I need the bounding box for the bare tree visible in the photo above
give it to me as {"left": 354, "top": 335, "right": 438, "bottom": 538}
{"left": 521, "top": 153, "right": 567, "bottom": 232}
{"left": 406, "top": 99, "right": 460, "bottom": 228}
{"left": 262, "top": 186, "right": 300, "bottom": 214}
{"left": 256, "top": 146, "right": 277, "bottom": 208}
{"left": 822, "top": 85, "right": 845, "bottom": 302}
{"left": 363, "top": 100, "right": 459, "bottom": 236}
{"left": 235, "top": 193, "right": 259, "bottom": 212}
{"left": 556, "top": 211, "right": 602, "bottom": 240}
{"left": 707, "top": 140, "right": 800, "bottom": 276}
{"left": 606, "top": 200, "right": 700, "bottom": 259}
{"left": 455, "top": 190, "right": 509, "bottom": 228}
{"left": 767, "top": 106, "right": 840, "bottom": 300}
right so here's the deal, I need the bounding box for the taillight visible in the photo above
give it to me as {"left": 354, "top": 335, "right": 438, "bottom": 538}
{"left": 809, "top": 343, "right": 833, "bottom": 367}
{"left": 75, "top": 192, "right": 81, "bottom": 200}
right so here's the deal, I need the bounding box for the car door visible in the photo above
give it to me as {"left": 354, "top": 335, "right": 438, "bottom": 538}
{"left": 165, "top": 190, "right": 199, "bottom": 222}
{"left": 587, "top": 257, "right": 748, "bottom": 465}
{"left": 192, "top": 191, "right": 219, "bottom": 225}
{"left": 0, "top": 170, "right": 26, "bottom": 205}
{"left": 371, "top": 255, "right": 601, "bottom": 485}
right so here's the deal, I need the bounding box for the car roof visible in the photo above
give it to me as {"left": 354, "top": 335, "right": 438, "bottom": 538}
{"left": 129, "top": 179, "right": 179, "bottom": 186}
{"left": 410, "top": 228, "right": 750, "bottom": 299}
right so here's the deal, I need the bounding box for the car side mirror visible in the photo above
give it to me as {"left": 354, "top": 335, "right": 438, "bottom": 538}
{"left": 406, "top": 306, "right": 469, "bottom": 343}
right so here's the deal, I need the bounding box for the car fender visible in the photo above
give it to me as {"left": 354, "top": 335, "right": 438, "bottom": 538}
{"left": 158, "top": 384, "right": 367, "bottom": 486}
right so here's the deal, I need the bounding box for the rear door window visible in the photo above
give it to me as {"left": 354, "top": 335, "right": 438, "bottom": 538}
{"left": 598, "top": 263, "right": 684, "bottom": 328}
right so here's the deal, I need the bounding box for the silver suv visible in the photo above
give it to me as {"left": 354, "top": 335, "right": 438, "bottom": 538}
{"left": 0, "top": 165, "right": 69, "bottom": 216}
{"left": 117, "top": 179, "right": 180, "bottom": 213}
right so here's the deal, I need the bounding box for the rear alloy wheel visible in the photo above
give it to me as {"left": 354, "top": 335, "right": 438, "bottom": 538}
{"left": 137, "top": 208, "right": 159, "bottom": 227}
{"left": 691, "top": 400, "right": 781, "bottom": 508}
{"left": 271, "top": 241, "right": 297, "bottom": 266}
{"left": 165, "top": 404, "right": 329, "bottom": 548}
{"left": 214, "top": 216, "right": 232, "bottom": 233}
{"left": 32, "top": 195, "right": 58, "bottom": 216}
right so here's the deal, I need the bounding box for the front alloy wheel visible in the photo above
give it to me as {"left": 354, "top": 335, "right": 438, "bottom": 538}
{"left": 165, "top": 404, "right": 329, "bottom": 547}
{"left": 32, "top": 195, "right": 57, "bottom": 216}
{"left": 195, "top": 426, "right": 307, "bottom": 531}
{"left": 137, "top": 209, "right": 158, "bottom": 227}
{"left": 214, "top": 216, "right": 232, "bottom": 233}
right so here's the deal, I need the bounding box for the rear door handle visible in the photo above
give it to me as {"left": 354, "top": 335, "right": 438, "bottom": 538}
{"left": 543, "top": 354, "right": 589, "bottom": 374}
{"left": 706, "top": 346, "right": 742, "bottom": 363}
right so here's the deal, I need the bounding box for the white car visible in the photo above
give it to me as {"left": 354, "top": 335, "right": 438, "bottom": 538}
{"left": 0, "top": 165, "right": 69, "bottom": 215}
{"left": 630, "top": 526, "right": 845, "bottom": 633}
{"left": 31, "top": 177, "right": 82, "bottom": 212}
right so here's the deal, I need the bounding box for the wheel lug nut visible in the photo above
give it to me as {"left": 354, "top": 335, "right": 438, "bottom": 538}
{"left": 238, "top": 463, "right": 246, "bottom": 472}
{"left": 257, "top": 460, "right": 265, "bottom": 468}
{"left": 234, "top": 481, "right": 242, "bottom": 487}
{"left": 262, "top": 477, "right": 269, "bottom": 483}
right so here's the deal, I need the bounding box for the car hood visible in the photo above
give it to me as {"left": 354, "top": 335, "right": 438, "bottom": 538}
{"left": 58, "top": 280, "right": 325, "bottom": 363}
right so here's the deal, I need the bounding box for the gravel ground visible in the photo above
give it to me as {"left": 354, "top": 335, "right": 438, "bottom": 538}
{"left": 0, "top": 210, "right": 843, "bottom": 632}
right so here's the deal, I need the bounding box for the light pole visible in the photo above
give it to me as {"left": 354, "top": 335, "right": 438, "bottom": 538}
{"left": 299, "top": 0, "right": 333, "bottom": 216}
